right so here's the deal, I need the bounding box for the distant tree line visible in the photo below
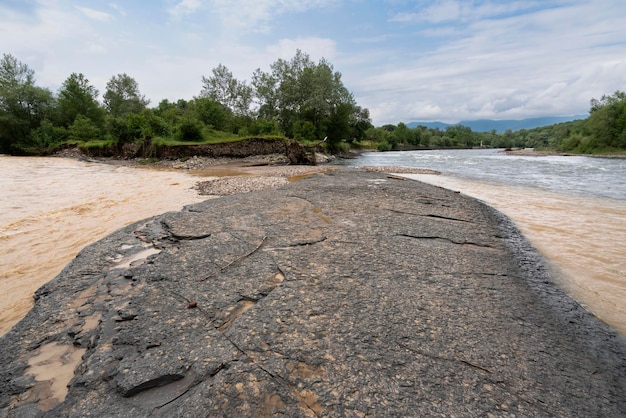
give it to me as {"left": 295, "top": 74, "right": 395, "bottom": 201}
{"left": 365, "top": 91, "right": 626, "bottom": 154}
{"left": 504, "top": 91, "right": 626, "bottom": 153}
{"left": 0, "top": 50, "right": 372, "bottom": 155}
{"left": 363, "top": 122, "right": 499, "bottom": 151}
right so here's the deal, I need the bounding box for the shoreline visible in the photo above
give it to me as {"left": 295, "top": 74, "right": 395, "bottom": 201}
{"left": 502, "top": 147, "right": 626, "bottom": 158}
{"left": 5, "top": 154, "right": 626, "bottom": 333}
{"left": 1, "top": 169, "right": 624, "bottom": 416}
{"left": 52, "top": 148, "right": 443, "bottom": 197}
{"left": 0, "top": 154, "right": 442, "bottom": 337}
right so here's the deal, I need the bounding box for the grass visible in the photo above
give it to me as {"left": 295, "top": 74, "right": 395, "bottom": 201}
{"left": 584, "top": 148, "right": 626, "bottom": 156}
{"left": 151, "top": 132, "right": 288, "bottom": 147}
{"left": 57, "top": 133, "right": 288, "bottom": 152}
{"left": 78, "top": 139, "right": 117, "bottom": 149}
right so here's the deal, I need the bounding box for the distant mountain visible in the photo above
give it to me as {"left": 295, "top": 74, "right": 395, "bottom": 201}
{"left": 406, "top": 115, "right": 587, "bottom": 133}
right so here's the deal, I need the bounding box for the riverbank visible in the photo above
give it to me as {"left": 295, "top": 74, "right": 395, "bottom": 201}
{"left": 351, "top": 148, "right": 626, "bottom": 337}
{"left": 0, "top": 153, "right": 342, "bottom": 337}
{"left": 503, "top": 147, "right": 626, "bottom": 158}
{"left": 52, "top": 148, "right": 439, "bottom": 197}
{"left": 0, "top": 156, "right": 217, "bottom": 337}
{"left": 1, "top": 169, "right": 624, "bottom": 416}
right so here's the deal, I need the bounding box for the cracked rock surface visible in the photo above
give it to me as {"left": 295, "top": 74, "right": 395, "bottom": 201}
{"left": 1, "top": 169, "right": 625, "bottom": 417}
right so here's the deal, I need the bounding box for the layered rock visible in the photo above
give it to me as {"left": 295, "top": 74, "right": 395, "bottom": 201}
{"left": 1, "top": 170, "right": 625, "bottom": 416}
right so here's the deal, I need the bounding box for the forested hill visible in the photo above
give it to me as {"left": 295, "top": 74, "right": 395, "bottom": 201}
{"left": 407, "top": 115, "right": 587, "bottom": 133}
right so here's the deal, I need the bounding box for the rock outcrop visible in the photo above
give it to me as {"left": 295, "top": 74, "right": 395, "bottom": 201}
{"left": 1, "top": 169, "right": 625, "bottom": 416}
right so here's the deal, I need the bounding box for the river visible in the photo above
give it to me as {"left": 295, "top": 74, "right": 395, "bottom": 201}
{"left": 2, "top": 151, "right": 625, "bottom": 338}
{"left": 348, "top": 149, "right": 626, "bottom": 336}
{"left": 0, "top": 156, "right": 207, "bottom": 335}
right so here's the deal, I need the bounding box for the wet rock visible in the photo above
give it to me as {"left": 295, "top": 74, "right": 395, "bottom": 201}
{"left": 1, "top": 169, "right": 625, "bottom": 416}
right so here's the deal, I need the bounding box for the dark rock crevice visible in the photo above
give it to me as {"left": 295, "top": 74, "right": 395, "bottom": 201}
{"left": 396, "top": 233, "right": 494, "bottom": 248}
{"left": 387, "top": 208, "right": 474, "bottom": 223}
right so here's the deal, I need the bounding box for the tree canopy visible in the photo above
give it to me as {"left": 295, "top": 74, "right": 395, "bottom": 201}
{"left": 249, "top": 51, "right": 359, "bottom": 149}
{"left": 103, "top": 73, "right": 149, "bottom": 117}
{"left": 56, "top": 73, "right": 104, "bottom": 128}
{"left": 0, "top": 54, "right": 54, "bottom": 153}
{"left": 1, "top": 50, "right": 624, "bottom": 156}
{"left": 0, "top": 50, "right": 373, "bottom": 155}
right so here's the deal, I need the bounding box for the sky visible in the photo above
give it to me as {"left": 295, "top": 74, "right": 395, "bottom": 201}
{"left": 1, "top": 0, "right": 625, "bottom": 126}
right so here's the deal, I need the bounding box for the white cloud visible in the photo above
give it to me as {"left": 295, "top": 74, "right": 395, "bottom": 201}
{"left": 418, "top": 0, "right": 462, "bottom": 23}
{"left": 390, "top": 0, "right": 544, "bottom": 24}
{"left": 265, "top": 37, "right": 337, "bottom": 61}
{"left": 210, "top": 0, "right": 338, "bottom": 33}
{"left": 108, "top": 3, "right": 127, "bottom": 17}
{"left": 1, "top": 0, "right": 624, "bottom": 125}
{"left": 75, "top": 6, "right": 114, "bottom": 22}
{"left": 168, "top": 0, "right": 202, "bottom": 18}
{"left": 359, "top": 0, "right": 626, "bottom": 123}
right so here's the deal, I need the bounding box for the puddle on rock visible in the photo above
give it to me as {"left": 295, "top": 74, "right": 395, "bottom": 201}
{"left": 112, "top": 247, "right": 161, "bottom": 270}
{"left": 25, "top": 342, "right": 86, "bottom": 411}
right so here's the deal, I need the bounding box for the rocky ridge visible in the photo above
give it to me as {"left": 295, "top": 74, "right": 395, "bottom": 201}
{"left": 1, "top": 169, "right": 625, "bottom": 417}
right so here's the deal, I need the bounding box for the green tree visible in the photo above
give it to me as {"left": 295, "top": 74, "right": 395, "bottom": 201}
{"left": 103, "top": 73, "right": 149, "bottom": 117}
{"left": 192, "top": 97, "right": 231, "bottom": 131}
{"left": 392, "top": 122, "right": 412, "bottom": 146}
{"left": 446, "top": 125, "right": 474, "bottom": 147}
{"left": 155, "top": 99, "right": 182, "bottom": 124}
{"left": 68, "top": 114, "right": 101, "bottom": 142}
{"left": 200, "top": 64, "right": 253, "bottom": 116}
{"left": 105, "top": 115, "right": 136, "bottom": 143}
{"left": 254, "top": 50, "right": 364, "bottom": 143}
{"left": 350, "top": 106, "right": 373, "bottom": 142}
{"left": 325, "top": 102, "right": 353, "bottom": 150}
{"left": 56, "top": 73, "right": 104, "bottom": 129}
{"left": 590, "top": 91, "right": 626, "bottom": 113}
{"left": 586, "top": 90, "right": 626, "bottom": 149}
{"left": 0, "top": 53, "right": 54, "bottom": 153}
{"left": 176, "top": 117, "right": 204, "bottom": 142}
{"left": 251, "top": 68, "right": 279, "bottom": 119}
{"left": 30, "top": 119, "right": 67, "bottom": 149}
{"left": 139, "top": 109, "right": 171, "bottom": 139}
{"left": 105, "top": 109, "right": 171, "bottom": 144}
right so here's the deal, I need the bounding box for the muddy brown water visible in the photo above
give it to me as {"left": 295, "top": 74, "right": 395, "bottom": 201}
{"left": 0, "top": 156, "right": 209, "bottom": 335}
{"left": 1, "top": 156, "right": 625, "bottom": 339}
{"left": 403, "top": 173, "right": 626, "bottom": 337}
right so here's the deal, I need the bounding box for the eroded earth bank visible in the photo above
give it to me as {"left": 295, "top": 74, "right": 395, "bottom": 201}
{"left": 1, "top": 169, "right": 625, "bottom": 416}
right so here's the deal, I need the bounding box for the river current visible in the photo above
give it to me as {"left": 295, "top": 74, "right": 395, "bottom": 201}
{"left": 349, "top": 149, "right": 626, "bottom": 336}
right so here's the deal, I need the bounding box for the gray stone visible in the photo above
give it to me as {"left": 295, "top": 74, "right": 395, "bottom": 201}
{"left": 1, "top": 169, "right": 625, "bottom": 417}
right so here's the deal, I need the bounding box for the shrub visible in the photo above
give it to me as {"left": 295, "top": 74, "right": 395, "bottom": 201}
{"left": 377, "top": 140, "right": 393, "bottom": 151}
{"left": 176, "top": 118, "right": 204, "bottom": 142}
{"left": 68, "top": 115, "right": 101, "bottom": 142}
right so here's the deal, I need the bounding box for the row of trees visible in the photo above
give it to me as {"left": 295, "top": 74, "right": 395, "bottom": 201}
{"left": 365, "top": 123, "right": 512, "bottom": 151}
{"left": 0, "top": 51, "right": 371, "bottom": 154}
{"left": 2, "top": 48, "right": 623, "bottom": 156}
{"left": 363, "top": 91, "right": 626, "bottom": 154}
{"left": 495, "top": 91, "right": 626, "bottom": 153}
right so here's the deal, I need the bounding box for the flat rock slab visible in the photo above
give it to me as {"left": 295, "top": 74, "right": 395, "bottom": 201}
{"left": 1, "top": 169, "right": 625, "bottom": 417}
